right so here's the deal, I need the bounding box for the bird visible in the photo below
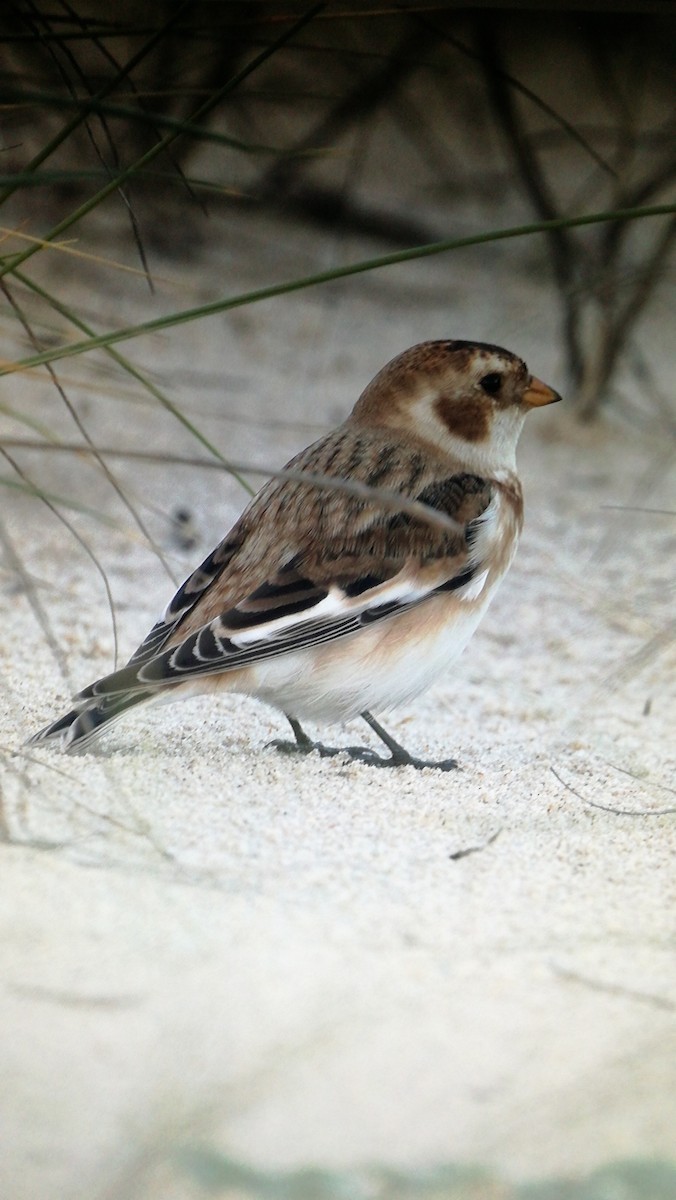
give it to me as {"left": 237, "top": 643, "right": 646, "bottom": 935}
{"left": 29, "top": 339, "right": 560, "bottom": 768}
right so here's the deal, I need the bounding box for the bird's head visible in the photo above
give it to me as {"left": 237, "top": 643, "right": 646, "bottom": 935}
{"left": 352, "top": 339, "right": 561, "bottom": 473}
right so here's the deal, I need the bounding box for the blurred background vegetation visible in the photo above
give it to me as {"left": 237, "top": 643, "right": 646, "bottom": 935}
{"left": 0, "top": 0, "right": 674, "bottom": 630}
{"left": 1, "top": 1, "right": 673, "bottom": 413}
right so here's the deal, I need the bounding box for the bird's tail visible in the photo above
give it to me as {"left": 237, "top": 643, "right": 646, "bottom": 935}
{"left": 27, "top": 689, "right": 152, "bottom": 753}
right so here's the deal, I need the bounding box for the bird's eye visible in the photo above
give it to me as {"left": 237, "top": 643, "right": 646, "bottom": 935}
{"left": 479, "top": 373, "right": 502, "bottom": 395}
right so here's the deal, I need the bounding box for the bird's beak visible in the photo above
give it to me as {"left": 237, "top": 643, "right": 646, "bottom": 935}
{"left": 523, "top": 376, "right": 562, "bottom": 408}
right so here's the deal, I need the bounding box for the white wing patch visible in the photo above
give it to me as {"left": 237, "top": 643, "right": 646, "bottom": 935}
{"left": 455, "top": 568, "right": 489, "bottom": 601}
{"left": 227, "top": 575, "right": 432, "bottom": 647}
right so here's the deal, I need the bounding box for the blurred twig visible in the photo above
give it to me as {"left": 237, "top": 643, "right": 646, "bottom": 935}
{"left": 1, "top": 203, "right": 672, "bottom": 378}
{"left": 0, "top": 439, "right": 466, "bottom": 536}
{"left": 0, "top": 1, "right": 327, "bottom": 281}
{"left": 474, "top": 16, "right": 676, "bottom": 416}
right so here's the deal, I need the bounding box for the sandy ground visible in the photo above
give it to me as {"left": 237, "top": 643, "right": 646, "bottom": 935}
{"left": 1, "top": 202, "right": 675, "bottom": 1200}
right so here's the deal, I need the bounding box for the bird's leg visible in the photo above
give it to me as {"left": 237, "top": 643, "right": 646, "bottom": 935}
{"left": 268, "top": 714, "right": 382, "bottom": 762}
{"left": 358, "top": 710, "right": 458, "bottom": 771}
{"left": 268, "top": 712, "right": 458, "bottom": 771}
{"left": 284, "top": 715, "right": 315, "bottom": 751}
{"left": 266, "top": 715, "right": 317, "bottom": 755}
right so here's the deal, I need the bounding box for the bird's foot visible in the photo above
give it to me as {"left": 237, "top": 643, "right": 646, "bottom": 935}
{"left": 268, "top": 736, "right": 381, "bottom": 763}
{"left": 267, "top": 714, "right": 458, "bottom": 771}
{"left": 359, "top": 709, "right": 458, "bottom": 771}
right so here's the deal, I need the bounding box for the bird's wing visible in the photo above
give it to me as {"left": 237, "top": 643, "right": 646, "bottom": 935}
{"left": 127, "top": 427, "right": 495, "bottom": 662}
{"left": 78, "top": 466, "right": 494, "bottom": 702}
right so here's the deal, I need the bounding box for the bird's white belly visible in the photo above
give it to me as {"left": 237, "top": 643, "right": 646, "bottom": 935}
{"left": 244, "top": 591, "right": 494, "bottom": 722}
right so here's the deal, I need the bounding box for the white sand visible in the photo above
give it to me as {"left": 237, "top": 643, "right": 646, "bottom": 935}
{"left": 1, "top": 207, "right": 674, "bottom": 1200}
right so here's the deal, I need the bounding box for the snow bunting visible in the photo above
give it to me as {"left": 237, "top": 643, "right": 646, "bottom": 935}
{"left": 29, "top": 340, "right": 560, "bottom": 768}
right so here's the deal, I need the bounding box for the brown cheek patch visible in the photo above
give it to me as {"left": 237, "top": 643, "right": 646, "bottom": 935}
{"left": 435, "top": 395, "right": 490, "bottom": 442}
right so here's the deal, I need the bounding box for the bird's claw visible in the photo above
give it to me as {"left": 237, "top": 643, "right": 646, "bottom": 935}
{"left": 267, "top": 737, "right": 458, "bottom": 771}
